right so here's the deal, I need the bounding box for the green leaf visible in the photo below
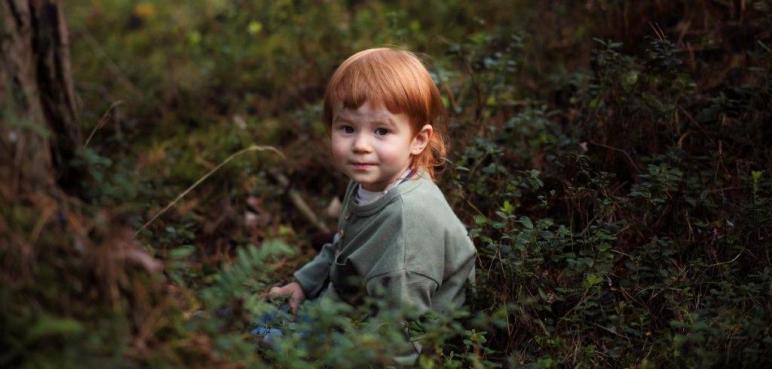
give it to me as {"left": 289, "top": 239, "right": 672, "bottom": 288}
{"left": 28, "top": 315, "right": 84, "bottom": 340}
{"left": 583, "top": 274, "right": 603, "bottom": 289}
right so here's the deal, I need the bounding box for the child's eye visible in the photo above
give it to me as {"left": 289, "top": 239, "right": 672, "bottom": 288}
{"left": 338, "top": 125, "right": 354, "bottom": 134}
{"left": 374, "top": 128, "right": 390, "bottom": 136}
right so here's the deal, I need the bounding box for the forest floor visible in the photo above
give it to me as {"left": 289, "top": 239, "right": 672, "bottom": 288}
{"left": 2, "top": 1, "right": 771, "bottom": 368}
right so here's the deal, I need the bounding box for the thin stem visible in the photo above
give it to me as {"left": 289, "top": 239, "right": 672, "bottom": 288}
{"left": 135, "top": 145, "right": 285, "bottom": 236}
{"left": 84, "top": 100, "right": 123, "bottom": 148}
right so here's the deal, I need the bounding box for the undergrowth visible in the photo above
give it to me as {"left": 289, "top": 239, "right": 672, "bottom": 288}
{"left": 2, "top": 1, "right": 770, "bottom": 368}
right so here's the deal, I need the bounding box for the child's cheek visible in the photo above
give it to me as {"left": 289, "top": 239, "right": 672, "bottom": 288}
{"left": 330, "top": 138, "right": 348, "bottom": 168}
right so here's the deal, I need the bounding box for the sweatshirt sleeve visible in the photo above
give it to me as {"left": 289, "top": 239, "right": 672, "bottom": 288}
{"left": 293, "top": 241, "right": 336, "bottom": 299}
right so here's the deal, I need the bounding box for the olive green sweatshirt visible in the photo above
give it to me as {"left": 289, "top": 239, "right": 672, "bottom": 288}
{"left": 293, "top": 172, "right": 477, "bottom": 316}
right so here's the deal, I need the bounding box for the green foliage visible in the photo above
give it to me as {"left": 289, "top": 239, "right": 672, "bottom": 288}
{"left": 3, "top": 1, "right": 771, "bottom": 368}
{"left": 201, "top": 240, "right": 292, "bottom": 308}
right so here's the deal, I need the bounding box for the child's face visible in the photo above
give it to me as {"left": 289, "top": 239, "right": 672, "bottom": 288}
{"left": 331, "top": 100, "right": 431, "bottom": 192}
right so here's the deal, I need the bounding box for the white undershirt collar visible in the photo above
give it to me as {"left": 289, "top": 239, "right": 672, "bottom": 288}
{"left": 355, "top": 169, "right": 412, "bottom": 206}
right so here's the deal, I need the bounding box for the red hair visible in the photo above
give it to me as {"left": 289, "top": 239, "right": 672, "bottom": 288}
{"left": 323, "top": 48, "right": 447, "bottom": 179}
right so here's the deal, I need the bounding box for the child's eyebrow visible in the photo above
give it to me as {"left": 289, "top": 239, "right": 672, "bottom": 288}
{"left": 372, "top": 119, "right": 396, "bottom": 128}
{"left": 333, "top": 113, "right": 398, "bottom": 127}
{"left": 370, "top": 114, "right": 399, "bottom": 125}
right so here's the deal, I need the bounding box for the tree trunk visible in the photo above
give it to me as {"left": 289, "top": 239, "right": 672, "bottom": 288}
{"left": 0, "top": 0, "right": 81, "bottom": 197}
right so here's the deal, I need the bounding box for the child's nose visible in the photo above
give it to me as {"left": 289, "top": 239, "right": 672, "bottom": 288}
{"left": 352, "top": 133, "right": 372, "bottom": 153}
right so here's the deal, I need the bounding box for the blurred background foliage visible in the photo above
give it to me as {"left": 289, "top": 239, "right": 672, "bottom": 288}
{"left": 2, "top": 0, "right": 771, "bottom": 368}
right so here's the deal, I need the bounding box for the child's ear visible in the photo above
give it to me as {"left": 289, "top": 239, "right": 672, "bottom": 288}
{"left": 410, "top": 124, "right": 433, "bottom": 155}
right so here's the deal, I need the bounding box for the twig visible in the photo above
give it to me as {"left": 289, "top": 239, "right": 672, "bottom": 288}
{"left": 269, "top": 170, "right": 331, "bottom": 234}
{"left": 84, "top": 100, "right": 123, "bottom": 148}
{"left": 648, "top": 22, "right": 667, "bottom": 41}
{"left": 588, "top": 141, "right": 641, "bottom": 173}
{"left": 707, "top": 250, "right": 744, "bottom": 267}
{"left": 135, "top": 145, "right": 285, "bottom": 236}
{"left": 465, "top": 199, "right": 485, "bottom": 217}
{"left": 592, "top": 322, "right": 630, "bottom": 342}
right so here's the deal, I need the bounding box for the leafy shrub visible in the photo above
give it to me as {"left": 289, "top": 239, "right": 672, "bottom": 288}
{"left": 3, "top": 1, "right": 770, "bottom": 368}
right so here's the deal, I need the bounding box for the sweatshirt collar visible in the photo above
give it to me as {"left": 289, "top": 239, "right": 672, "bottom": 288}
{"left": 355, "top": 169, "right": 413, "bottom": 206}
{"left": 348, "top": 170, "right": 426, "bottom": 216}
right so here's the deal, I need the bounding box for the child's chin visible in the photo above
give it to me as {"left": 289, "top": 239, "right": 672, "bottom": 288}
{"left": 348, "top": 172, "right": 373, "bottom": 182}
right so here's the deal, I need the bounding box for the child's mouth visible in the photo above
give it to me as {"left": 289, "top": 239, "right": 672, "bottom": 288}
{"left": 350, "top": 162, "right": 376, "bottom": 170}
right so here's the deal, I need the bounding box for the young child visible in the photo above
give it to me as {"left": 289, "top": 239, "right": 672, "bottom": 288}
{"left": 267, "top": 47, "right": 476, "bottom": 360}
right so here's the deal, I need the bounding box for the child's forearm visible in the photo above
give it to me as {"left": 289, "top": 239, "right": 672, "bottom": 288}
{"left": 293, "top": 241, "right": 336, "bottom": 298}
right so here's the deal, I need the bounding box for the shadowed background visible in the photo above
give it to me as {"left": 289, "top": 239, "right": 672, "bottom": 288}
{"left": 1, "top": 1, "right": 770, "bottom": 368}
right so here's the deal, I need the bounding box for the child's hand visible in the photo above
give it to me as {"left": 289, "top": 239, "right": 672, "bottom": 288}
{"left": 267, "top": 282, "right": 305, "bottom": 315}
